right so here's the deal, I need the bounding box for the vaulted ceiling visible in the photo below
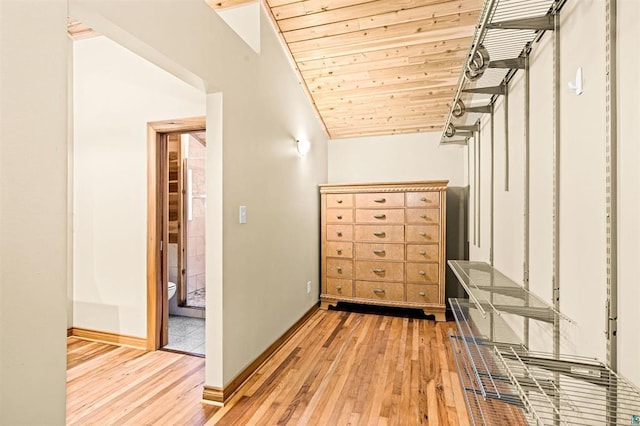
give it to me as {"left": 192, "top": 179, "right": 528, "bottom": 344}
{"left": 259, "top": 0, "right": 482, "bottom": 139}
{"left": 71, "top": 0, "right": 482, "bottom": 139}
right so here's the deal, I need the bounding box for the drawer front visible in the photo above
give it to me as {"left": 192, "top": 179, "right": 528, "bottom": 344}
{"left": 326, "top": 278, "right": 353, "bottom": 297}
{"left": 406, "top": 208, "right": 439, "bottom": 225}
{"left": 355, "top": 243, "right": 404, "bottom": 261}
{"left": 406, "top": 191, "right": 440, "bottom": 208}
{"left": 326, "top": 242, "right": 353, "bottom": 258}
{"left": 355, "top": 281, "right": 404, "bottom": 302}
{"left": 406, "top": 225, "right": 439, "bottom": 243}
{"left": 354, "top": 225, "right": 404, "bottom": 243}
{"left": 326, "top": 194, "right": 353, "bottom": 209}
{"left": 355, "top": 261, "right": 404, "bottom": 282}
{"left": 326, "top": 258, "right": 353, "bottom": 278}
{"left": 406, "top": 244, "right": 440, "bottom": 262}
{"left": 326, "top": 208, "right": 353, "bottom": 224}
{"left": 406, "top": 284, "right": 439, "bottom": 304}
{"left": 355, "top": 208, "right": 404, "bottom": 224}
{"left": 406, "top": 262, "right": 439, "bottom": 284}
{"left": 355, "top": 192, "right": 404, "bottom": 208}
{"left": 326, "top": 224, "right": 353, "bottom": 241}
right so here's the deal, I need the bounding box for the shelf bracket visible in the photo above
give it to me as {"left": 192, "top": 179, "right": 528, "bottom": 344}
{"left": 462, "top": 85, "right": 506, "bottom": 96}
{"left": 455, "top": 123, "right": 481, "bottom": 132}
{"left": 486, "top": 15, "right": 555, "bottom": 31}
{"left": 465, "top": 105, "right": 493, "bottom": 114}
{"left": 489, "top": 58, "right": 526, "bottom": 70}
{"left": 452, "top": 130, "right": 475, "bottom": 138}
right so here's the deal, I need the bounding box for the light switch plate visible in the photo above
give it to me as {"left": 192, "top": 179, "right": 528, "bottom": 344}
{"left": 239, "top": 206, "right": 247, "bottom": 224}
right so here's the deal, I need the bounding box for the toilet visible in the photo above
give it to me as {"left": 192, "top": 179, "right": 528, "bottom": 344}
{"left": 168, "top": 281, "right": 177, "bottom": 300}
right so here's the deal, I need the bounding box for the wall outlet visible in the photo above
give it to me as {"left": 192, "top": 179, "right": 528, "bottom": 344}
{"left": 306, "top": 281, "right": 311, "bottom": 294}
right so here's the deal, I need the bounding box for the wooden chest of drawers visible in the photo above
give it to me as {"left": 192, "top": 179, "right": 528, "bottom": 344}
{"left": 320, "top": 181, "right": 447, "bottom": 321}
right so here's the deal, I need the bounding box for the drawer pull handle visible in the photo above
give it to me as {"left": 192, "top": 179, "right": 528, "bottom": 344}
{"left": 420, "top": 214, "right": 427, "bottom": 219}
{"left": 419, "top": 232, "right": 427, "bottom": 237}
{"left": 336, "top": 285, "right": 342, "bottom": 290}
{"left": 420, "top": 197, "right": 428, "bottom": 202}
{"left": 336, "top": 266, "right": 343, "bottom": 272}
{"left": 373, "top": 288, "right": 385, "bottom": 294}
{"left": 373, "top": 268, "right": 385, "bottom": 274}
{"left": 419, "top": 250, "right": 426, "bottom": 255}
{"left": 419, "top": 291, "right": 426, "bottom": 296}
{"left": 374, "top": 214, "right": 386, "bottom": 219}
{"left": 337, "top": 199, "right": 343, "bottom": 204}
{"left": 337, "top": 249, "right": 342, "bottom": 254}
{"left": 374, "top": 198, "right": 386, "bottom": 203}
{"left": 337, "top": 215, "right": 343, "bottom": 219}
{"left": 373, "top": 249, "right": 386, "bottom": 255}
{"left": 373, "top": 231, "right": 386, "bottom": 237}
{"left": 419, "top": 271, "right": 426, "bottom": 276}
{"left": 337, "top": 231, "right": 343, "bottom": 236}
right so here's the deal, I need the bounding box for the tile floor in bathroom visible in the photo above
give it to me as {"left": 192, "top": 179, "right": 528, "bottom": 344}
{"left": 164, "top": 315, "right": 205, "bottom": 355}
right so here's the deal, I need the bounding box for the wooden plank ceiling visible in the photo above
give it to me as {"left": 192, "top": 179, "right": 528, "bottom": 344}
{"left": 263, "top": 0, "right": 482, "bottom": 139}
{"left": 71, "top": 0, "right": 482, "bottom": 139}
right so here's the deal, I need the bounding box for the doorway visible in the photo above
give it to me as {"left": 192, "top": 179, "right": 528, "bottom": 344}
{"left": 146, "top": 117, "right": 206, "bottom": 354}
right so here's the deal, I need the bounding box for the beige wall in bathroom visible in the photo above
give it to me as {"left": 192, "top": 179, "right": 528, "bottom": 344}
{"left": 0, "top": 0, "right": 69, "bottom": 422}
{"left": 70, "top": 0, "right": 328, "bottom": 390}
{"left": 73, "top": 36, "right": 206, "bottom": 337}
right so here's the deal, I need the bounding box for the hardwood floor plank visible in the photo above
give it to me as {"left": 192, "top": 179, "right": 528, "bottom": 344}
{"left": 69, "top": 310, "right": 472, "bottom": 425}
{"left": 67, "top": 338, "right": 216, "bottom": 425}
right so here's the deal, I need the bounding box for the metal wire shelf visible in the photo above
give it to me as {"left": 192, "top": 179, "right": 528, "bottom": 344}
{"left": 449, "top": 289, "right": 640, "bottom": 424}
{"left": 448, "top": 260, "right": 572, "bottom": 324}
{"left": 440, "top": 0, "right": 558, "bottom": 145}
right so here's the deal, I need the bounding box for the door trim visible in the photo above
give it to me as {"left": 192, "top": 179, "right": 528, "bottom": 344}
{"left": 147, "top": 117, "right": 206, "bottom": 351}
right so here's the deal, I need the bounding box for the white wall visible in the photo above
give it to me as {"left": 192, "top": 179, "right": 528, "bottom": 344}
{"left": 328, "top": 132, "right": 465, "bottom": 186}
{"left": 0, "top": 0, "right": 69, "bottom": 423}
{"left": 617, "top": 0, "right": 640, "bottom": 388}
{"left": 70, "top": 0, "right": 328, "bottom": 389}
{"left": 73, "top": 36, "right": 206, "bottom": 337}
{"left": 467, "top": 0, "right": 640, "bottom": 384}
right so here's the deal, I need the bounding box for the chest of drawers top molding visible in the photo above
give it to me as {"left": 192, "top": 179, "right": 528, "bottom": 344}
{"left": 319, "top": 181, "right": 448, "bottom": 194}
{"left": 319, "top": 181, "right": 448, "bottom": 321}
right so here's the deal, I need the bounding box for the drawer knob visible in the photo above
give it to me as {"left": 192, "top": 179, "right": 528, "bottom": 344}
{"left": 337, "top": 249, "right": 342, "bottom": 254}
{"left": 374, "top": 214, "right": 386, "bottom": 219}
{"left": 337, "top": 199, "right": 343, "bottom": 204}
{"left": 336, "top": 266, "right": 343, "bottom": 272}
{"left": 336, "top": 285, "right": 342, "bottom": 290}
{"left": 420, "top": 214, "right": 427, "bottom": 219}
{"left": 419, "top": 291, "right": 426, "bottom": 296}
{"left": 337, "top": 215, "right": 343, "bottom": 219}
{"left": 373, "top": 231, "right": 386, "bottom": 237}
{"left": 419, "top": 250, "right": 426, "bottom": 255}
{"left": 373, "top": 288, "right": 385, "bottom": 294}
{"left": 419, "top": 232, "right": 427, "bottom": 237}
{"left": 373, "top": 268, "right": 385, "bottom": 274}
{"left": 420, "top": 197, "right": 428, "bottom": 202}
{"left": 419, "top": 271, "right": 426, "bottom": 276}
{"left": 337, "top": 231, "right": 343, "bottom": 237}
{"left": 374, "top": 198, "right": 386, "bottom": 203}
{"left": 373, "top": 249, "right": 386, "bottom": 255}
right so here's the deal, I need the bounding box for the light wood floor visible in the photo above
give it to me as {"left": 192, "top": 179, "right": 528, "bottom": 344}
{"left": 67, "top": 308, "right": 470, "bottom": 425}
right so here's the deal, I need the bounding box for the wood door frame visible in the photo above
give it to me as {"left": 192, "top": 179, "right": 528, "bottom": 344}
{"left": 147, "top": 116, "right": 206, "bottom": 351}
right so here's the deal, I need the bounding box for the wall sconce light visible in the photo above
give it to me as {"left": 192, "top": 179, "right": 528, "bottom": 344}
{"left": 296, "top": 139, "right": 311, "bottom": 157}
